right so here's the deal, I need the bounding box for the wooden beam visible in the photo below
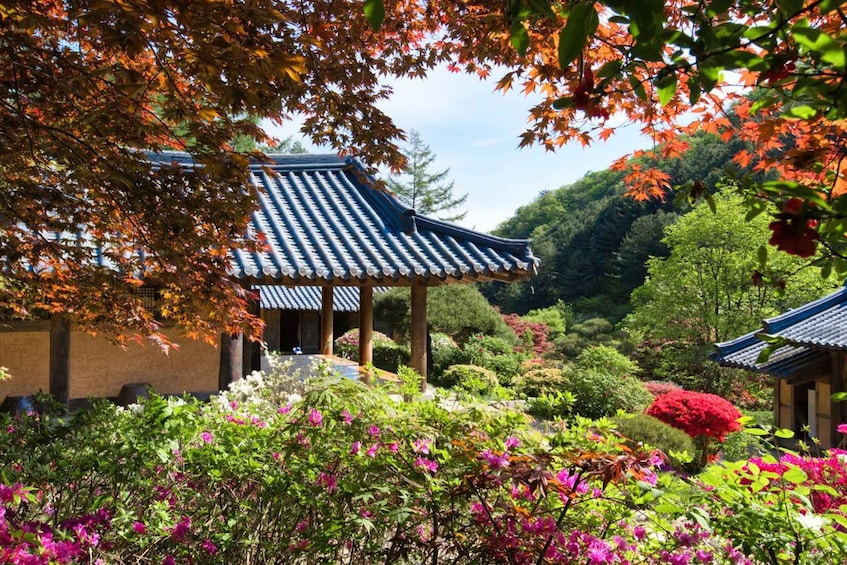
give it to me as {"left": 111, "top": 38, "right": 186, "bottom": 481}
{"left": 410, "top": 282, "right": 427, "bottom": 390}
{"left": 358, "top": 287, "right": 374, "bottom": 371}
{"left": 218, "top": 333, "right": 243, "bottom": 390}
{"left": 49, "top": 313, "right": 71, "bottom": 405}
{"left": 321, "top": 286, "right": 334, "bottom": 355}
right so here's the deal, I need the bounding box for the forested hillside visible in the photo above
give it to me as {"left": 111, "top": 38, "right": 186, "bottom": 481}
{"left": 482, "top": 132, "right": 752, "bottom": 320}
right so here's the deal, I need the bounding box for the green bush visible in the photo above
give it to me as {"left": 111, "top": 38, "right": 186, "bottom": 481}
{"left": 465, "top": 333, "right": 515, "bottom": 359}
{"left": 527, "top": 390, "right": 575, "bottom": 420}
{"left": 374, "top": 286, "right": 515, "bottom": 344}
{"left": 476, "top": 352, "right": 525, "bottom": 386}
{"left": 373, "top": 340, "right": 411, "bottom": 373}
{"left": 612, "top": 413, "right": 696, "bottom": 469}
{"left": 431, "top": 345, "right": 472, "bottom": 383}
{"left": 514, "top": 368, "right": 567, "bottom": 397}
{"left": 440, "top": 364, "right": 499, "bottom": 395}
{"left": 334, "top": 328, "right": 393, "bottom": 361}
{"left": 563, "top": 367, "right": 653, "bottom": 419}
{"left": 575, "top": 345, "right": 639, "bottom": 378}
{"left": 523, "top": 304, "right": 569, "bottom": 339}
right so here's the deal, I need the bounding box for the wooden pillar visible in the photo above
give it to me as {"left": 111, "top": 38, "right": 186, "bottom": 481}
{"left": 49, "top": 313, "right": 71, "bottom": 405}
{"left": 359, "top": 286, "right": 374, "bottom": 368}
{"left": 218, "top": 333, "right": 243, "bottom": 391}
{"left": 410, "top": 282, "right": 427, "bottom": 390}
{"left": 261, "top": 309, "right": 281, "bottom": 352}
{"left": 831, "top": 352, "right": 846, "bottom": 448}
{"left": 243, "top": 298, "right": 261, "bottom": 376}
{"left": 321, "top": 286, "right": 334, "bottom": 356}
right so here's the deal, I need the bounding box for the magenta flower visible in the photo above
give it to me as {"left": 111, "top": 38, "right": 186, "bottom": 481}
{"left": 279, "top": 404, "right": 292, "bottom": 414}
{"left": 251, "top": 416, "right": 267, "bottom": 428}
{"left": 170, "top": 515, "right": 192, "bottom": 543}
{"left": 586, "top": 538, "right": 612, "bottom": 564}
{"left": 388, "top": 442, "right": 399, "bottom": 452}
{"left": 413, "top": 438, "right": 431, "bottom": 454}
{"left": 368, "top": 424, "right": 380, "bottom": 437}
{"left": 317, "top": 472, "right": 338, "bottom": 492}
{"left": 132, "top": 521, "right": 146, "bottom": 534}
{"left": 342, "top": 410, "right": 353, "bottom": 424}
{"left": 201, "top": 539, "right": 217, "bottom": 555}
{"left": 200, "top": 431, "right": 213, "bottom": 444}
{"left": 505, "top": 436, "right": 521, "bottom": 449}
{"left": 308, "top": 408, "right": 323, "bottom": 427}
{"left": 633, "top": 525, "right": 646, "bottom": 540}
{"left": 414, "top": 456, "right": 438, "bottom": 474}
{"left": 162, "top": 556, "right": 176, "bottom": 565}
{"left": 838, "top": 423, "right": 847, "bottom": 434}
{"left": 350, "top": 441, "right": 361, "bottom": 455}
{"left": 479, "top": 449, "right": 510, "bottom": 469}
{"left": 366, "top": 443, "right": 380, "bottom": 457}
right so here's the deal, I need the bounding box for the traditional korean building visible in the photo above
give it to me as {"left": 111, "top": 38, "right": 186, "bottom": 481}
{"left": 0, "top": 154, "right": 538, "bottom": 406}
{"left": 712, "top": 283, "right": 847, "bottom": 449}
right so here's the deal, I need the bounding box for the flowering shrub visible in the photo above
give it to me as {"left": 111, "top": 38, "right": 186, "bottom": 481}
{"left": 4, "top": 364, "right": 847, "bottom": 564}
{"left": 440, "top": 364, "right": 499, "bottom": 396}
{"left": 647, "top": 389, "right": 743, "bottom": 469}
{"left": 333, "top": 328, "right": 393, "bottom": 360}
{"left": 647, "top": 389, "right": 743, "bottom": 441}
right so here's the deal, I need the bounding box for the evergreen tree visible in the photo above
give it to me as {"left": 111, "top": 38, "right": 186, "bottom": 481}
{"left": 386, "top": 131, "right": 468, "bottom": 222}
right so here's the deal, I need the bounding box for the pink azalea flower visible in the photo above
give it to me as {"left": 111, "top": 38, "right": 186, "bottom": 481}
{"left": 308, "top": 408, "right": 323, "bottom": 427}
{"left": 350, "top": 441, "right": 361, "bottom": 455}
{"left": 414, "top": 456, "right": 438, "bottom": 474}
{"left": 317, "top": 472, "right": 338, "bottom": 492}
{"left": 279, "top": 404, "right": 292, "bottom": 414}
{"left": 368, "top": 424, "right": 380, "bottom": 437}
{"left": 838, "top": 423, "right": 847, "bottom": 435}
{"left": 342, "top": 410, "right": 353, "bottom": 424}
{"left": 200, "top": 431, "right": 213, "bottom": 444}
{"left": 366, "top": 443, "right": 380, "bottom": 457}
{"left": 479, "top": 449, "right": 510, "bottom": 469}
{"left": 505, "top": 436, "right": 521, "bottom": 449}
{"left": 413, "top": 439, "right": 431, "bottom": 454}
{"left": 132, "top": 521, "right": 146, "bottom": 534}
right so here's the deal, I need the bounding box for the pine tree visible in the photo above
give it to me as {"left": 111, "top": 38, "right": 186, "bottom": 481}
{"left": 386, "top": 131, "right": 468, "bottom": 222}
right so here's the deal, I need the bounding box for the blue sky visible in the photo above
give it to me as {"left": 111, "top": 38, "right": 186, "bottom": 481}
{"left": 267, "top": 66, "right": 651, "bottom": 233}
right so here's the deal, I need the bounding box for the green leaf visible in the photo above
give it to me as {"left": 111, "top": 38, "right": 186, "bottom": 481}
{"left": 628, "top": 75, "right": 647, "bottom": 100}
{"left": 783, "top": 105, "right": 817, "bottom": 119}
{"left": 792, "top": 27, "right": 846, "bottom": 70}
{"left": 558, "top": 3, "right": 599, "bottom": 70}
{"left": 757, "top": 245, "right": 768, "bottom": 265}
{"left": 552, "top": 97, "right": 573, "bottom": 110}
{"left": 656, "top": 73, "right": 677, "bottom": 106}
{"left": 511, "top": 22, "right": 530, "bottom": 55}
{"left": 831, "top": 392, "right": 847, "bottom": 403}
{"left": 774, "top": 428, "right": 794, "bottom": 439}
{"left": 744, "top": 427, "right": 770, "bottom": 436}
{"left": 819, "top": 0, "right": 843, "bottom": 12}
{"left": 705, "top": 193, "right": 716, "bottom": 213}
{"left": 527, "top": 0, "right": 557, "bottom": 20}
{"left": 363, "top": 0, "right": 385, "bottom": 32}
{"left": 782, "top": 467, "right": 807, "bottom": 484}
{"left": 596, "top": 60, "right": 623, "bottom": 79}
{"left": 689, "top": 80, "right": 701, "bottom": 105}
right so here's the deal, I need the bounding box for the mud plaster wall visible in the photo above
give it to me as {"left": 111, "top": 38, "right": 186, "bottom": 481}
{"left": 0, "top": 328, "right": 218, "bottom": 401}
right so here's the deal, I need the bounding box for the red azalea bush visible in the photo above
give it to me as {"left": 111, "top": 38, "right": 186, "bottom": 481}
{"left": 647, "top": 389, "right": 743, "bottom": 442}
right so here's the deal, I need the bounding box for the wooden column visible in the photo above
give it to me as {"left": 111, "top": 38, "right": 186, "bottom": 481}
{"left": 218, "top": 333, "right": 243, "bottom": 391}
{"left": 358, "top": 286, "right": 374, "bottom": 368}
{"left": 49, "top": 313, "right": 71, "bottom": 405}
{"left": 831, "top": 352, "right": 846, "bottom": 448}
{"left": 321, "top": 286, "right": 334, "bottom": 356}
{"left": 243, "top": 298, "right": 261, "bottom": 376}
{"left": 410, "top": 282, "right": 428, "bottom": 390}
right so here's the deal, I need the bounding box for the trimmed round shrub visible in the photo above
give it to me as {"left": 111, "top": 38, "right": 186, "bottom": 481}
{"left": 646, "top": 390, "right": 743, "bottom": 441}
{"left": 514, "top": 368, "right": 567, "bottom": 397}
{"left": 563, "top": 368, "right": 653, "bottom": 420}
{"left": 576, "top": 345, "right": 639, "bottom": 378}
{"left": 612, "top": 413, "right": 696, "bottom": 469}
{"left": 373, "top": 340, "right": 411, "bottom": 373}
{"left": 440, "top": 364, "right": 498, "bottom": 395}
{"left": 431, "top": 345, "right": 472, "bottom": 383}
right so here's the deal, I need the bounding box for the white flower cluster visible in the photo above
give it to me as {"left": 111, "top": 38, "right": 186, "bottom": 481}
{"left": 215, "top": 353, "right": 310, "bottom": 416}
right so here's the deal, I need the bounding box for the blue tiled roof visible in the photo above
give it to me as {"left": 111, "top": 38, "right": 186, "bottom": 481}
{"left": 712, "top": 284, "right": 847, "bottom": 376}
{"left": 149, "top": 152, "right": 539, "bottom": 284}
{"left": 257, "top": 285, "right": 389, "bottom": 312}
